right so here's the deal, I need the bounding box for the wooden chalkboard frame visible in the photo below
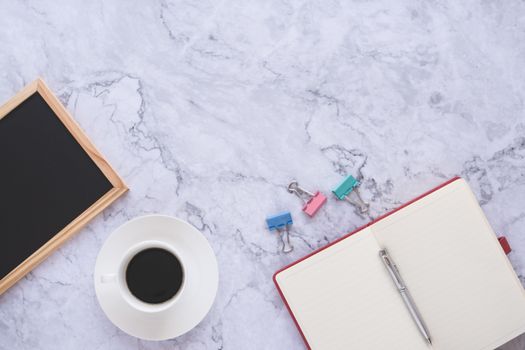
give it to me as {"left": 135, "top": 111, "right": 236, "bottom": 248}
{"left": 0, "top": 78, "right": 128, "bottom": 295}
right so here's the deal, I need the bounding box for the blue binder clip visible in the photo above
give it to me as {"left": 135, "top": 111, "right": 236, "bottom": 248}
{"left": 332, "top": 175, "right": 369, "bottom": 213}
{"left": 266, "top": 211, "right": 294, "bottom": 253}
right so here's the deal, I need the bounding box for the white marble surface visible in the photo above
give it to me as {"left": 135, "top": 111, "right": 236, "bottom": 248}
{"left": 1, "top": 0, "right": 525, "bottom": 349}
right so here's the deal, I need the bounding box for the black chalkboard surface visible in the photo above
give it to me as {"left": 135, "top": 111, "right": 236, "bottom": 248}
{"left": 0, "top": 79, "right": 127, "bottom": 294}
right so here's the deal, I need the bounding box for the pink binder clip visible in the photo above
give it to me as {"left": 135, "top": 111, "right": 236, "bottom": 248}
{"left": 287, "top": 181, "right": 327, "bottom": 217}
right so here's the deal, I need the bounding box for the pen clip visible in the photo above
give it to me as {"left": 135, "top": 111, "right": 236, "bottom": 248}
{"left": 379, "top": 249, "right": 405, "bottom": 290}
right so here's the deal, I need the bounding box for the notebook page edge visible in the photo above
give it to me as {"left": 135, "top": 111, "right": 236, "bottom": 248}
{"left": 463, "top": 182, "right": 525, "bottom": 298}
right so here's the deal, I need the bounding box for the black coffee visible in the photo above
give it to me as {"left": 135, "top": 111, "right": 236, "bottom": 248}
{"left": 125, "top": 248, "right": 184, "bottom": 304}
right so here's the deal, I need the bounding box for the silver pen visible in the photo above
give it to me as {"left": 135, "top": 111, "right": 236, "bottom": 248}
{"left": 379, "top": 249, "right": 432, "bottom": 345}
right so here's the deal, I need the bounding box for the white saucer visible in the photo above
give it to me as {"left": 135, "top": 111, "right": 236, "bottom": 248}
{"left": 94, "top": 215, "right": 219, "bottom": 340}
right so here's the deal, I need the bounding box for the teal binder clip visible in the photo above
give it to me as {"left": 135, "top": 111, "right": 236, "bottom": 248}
{"left": 266, "top": 211, "right": 294, "bottom": 253}
{"left": 332, "top": 175, "right": 369, "bottom": 213}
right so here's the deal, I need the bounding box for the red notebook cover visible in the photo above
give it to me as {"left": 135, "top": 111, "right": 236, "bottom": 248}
{"left": 272, "top": 177, "right": 466, "bottom": 349}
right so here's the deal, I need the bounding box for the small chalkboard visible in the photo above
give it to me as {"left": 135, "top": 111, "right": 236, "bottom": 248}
{"left": 0, "top": 79, "right": 127, "bottom": 294}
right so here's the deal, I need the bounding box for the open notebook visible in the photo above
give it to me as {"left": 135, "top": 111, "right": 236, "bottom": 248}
{"left": 274, "top": 178, "right": 525, "bottom": 350}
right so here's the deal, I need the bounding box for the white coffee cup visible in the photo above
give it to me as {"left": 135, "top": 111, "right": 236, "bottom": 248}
{"left": 100, "top": 240, "right": 186, "bottom": 313}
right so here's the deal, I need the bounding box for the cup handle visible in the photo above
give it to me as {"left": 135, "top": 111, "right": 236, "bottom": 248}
{"left": 100, "top": 274, "right": 116, "bottom": 283}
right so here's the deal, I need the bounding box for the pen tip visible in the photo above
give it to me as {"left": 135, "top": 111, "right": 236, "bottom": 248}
{"left": 427, "top": 338, "right": 432, "bottom": 345}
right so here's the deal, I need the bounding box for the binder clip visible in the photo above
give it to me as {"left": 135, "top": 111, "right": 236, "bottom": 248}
{"left": 332, "top": 175, "right": 369, "bottom": 213}
{"left": 287, "top": 181, "right": 327, "bottom": 217}
{"left": 266, "top": 211, "right": 294, "bottom": 253}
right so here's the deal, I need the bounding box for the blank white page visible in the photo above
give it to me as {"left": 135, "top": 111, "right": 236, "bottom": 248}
{"left": 372, "top": 179, "right": 525, "bottom": 350}
{"left": 275, "top": 228, "right": 429, "bottom": 350}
